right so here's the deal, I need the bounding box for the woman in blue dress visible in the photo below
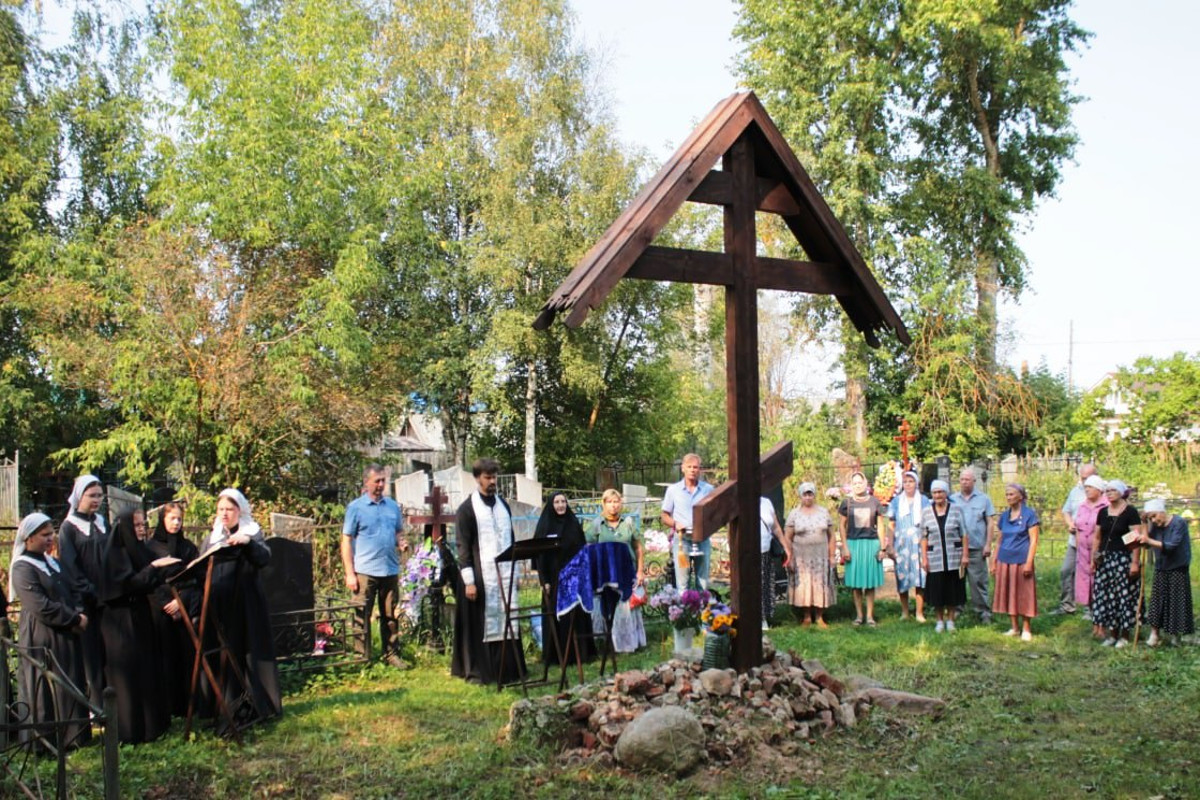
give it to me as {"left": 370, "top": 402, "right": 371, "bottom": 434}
{"left": 887, "top": 471, "right": 928, "bottom": 622}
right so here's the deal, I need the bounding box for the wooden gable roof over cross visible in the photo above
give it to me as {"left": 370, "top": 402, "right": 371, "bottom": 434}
{"left": 535, "top": 91, "right": 909, "bottom": 671}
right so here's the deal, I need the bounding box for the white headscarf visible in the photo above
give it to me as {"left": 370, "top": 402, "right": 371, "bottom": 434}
{"left": 206, "top": 488, "right": 263, "bottom": 548}
{"left": 9, "top": 512, "right": 59, "bottom": 602}
{"left": 66, "top": 474, "right": 108, "bottom": 536}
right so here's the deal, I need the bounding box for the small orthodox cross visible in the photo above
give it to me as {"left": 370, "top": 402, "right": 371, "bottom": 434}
{"left": 894, "top": 419, "right": 916, "bottom": 472}
{"left": 407, "top": 485, "right": 457, "bottom": 540}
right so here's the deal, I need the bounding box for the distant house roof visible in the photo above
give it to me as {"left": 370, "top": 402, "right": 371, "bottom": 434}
{"left": 534, "top": 91, "right": 909, "bottom": 348}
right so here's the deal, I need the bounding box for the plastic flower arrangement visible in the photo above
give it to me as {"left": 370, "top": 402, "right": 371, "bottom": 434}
{"left": 401, "top": 543, "right": 442, "bottom": 622}
{"left": 649, "top": 584, "right": 711, "bottom": 631}
{"left": 701, "top": 600, "right": 737, "bottom": 637}
{"left": 873, "top": 460, "right": 899, "bottom": 503}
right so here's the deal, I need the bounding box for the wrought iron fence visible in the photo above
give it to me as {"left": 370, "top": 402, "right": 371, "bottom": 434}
{"left": 1, "top": 635, "right": 119, "bottom": 800}
{"left": 269, "top": 596, "right": 370, "bottom": 673}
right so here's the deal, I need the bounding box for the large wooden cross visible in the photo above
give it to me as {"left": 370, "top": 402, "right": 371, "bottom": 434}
{"left": 535, "top": 92, "right": 909, "bottom": 671}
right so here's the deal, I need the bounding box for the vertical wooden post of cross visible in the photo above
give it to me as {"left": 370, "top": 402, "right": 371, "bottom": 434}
{"left": 723, "top": 136, "right": 765, "bottom": 672}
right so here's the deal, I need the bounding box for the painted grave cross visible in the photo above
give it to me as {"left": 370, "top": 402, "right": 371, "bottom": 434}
{"left": 894, "top": 419, "right": 916, "bottom": 472}
{"left": 535, "top": 92, "right": 909, "bottom": 671}
{"left": 407, "top": 485, "right": 457, "bottom": 539}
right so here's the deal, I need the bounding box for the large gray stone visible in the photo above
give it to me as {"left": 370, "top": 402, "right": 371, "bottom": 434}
{"left": 860, "top": 688, "right": 946, "bottom": 715}
{"left": 613, "top": 706, "right": 706, "bottom": 775}
{"left": 698, "top": 668, "right": 736, "bottom": 696}
{"left": 506, "top": 699, "right": 573, "bottom": 747}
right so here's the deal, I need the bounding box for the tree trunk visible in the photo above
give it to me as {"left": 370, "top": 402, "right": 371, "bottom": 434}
{"left": 524, "top": 357, "right": 537, "bottom": 481}
{"left": 842, "top": 318, "right": 869, "bottom": 452}
{"left": 974, "top": 248, "right": 998, "bottom": 372}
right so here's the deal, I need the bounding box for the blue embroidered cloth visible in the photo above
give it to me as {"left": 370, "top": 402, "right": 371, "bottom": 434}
{"left": 556, "top": 542, "right": 635, "bottom": 618}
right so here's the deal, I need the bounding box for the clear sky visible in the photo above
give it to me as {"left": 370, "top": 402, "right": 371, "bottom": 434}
{"left": 570, "top": 0, "right": 1199, "bottom": 393}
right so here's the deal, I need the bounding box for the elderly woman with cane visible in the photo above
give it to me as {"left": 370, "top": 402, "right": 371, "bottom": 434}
{"left": 1139, "top": 498, "right": 1193, "bottom": 647}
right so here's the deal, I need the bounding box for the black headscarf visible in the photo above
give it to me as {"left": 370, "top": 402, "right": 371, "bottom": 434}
{"left": 150, "top": 503, "right": 189, "bottom": 560}
{"left": 100, "top": 509, "right": 155, "bottom": 603}
{"left": 533, "top": 493, "right": 586, "bottom": 584}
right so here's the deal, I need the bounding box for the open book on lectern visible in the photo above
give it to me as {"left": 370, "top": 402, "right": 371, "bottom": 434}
{"left": 166, "top": 539, "right": 244, "bottom": 583}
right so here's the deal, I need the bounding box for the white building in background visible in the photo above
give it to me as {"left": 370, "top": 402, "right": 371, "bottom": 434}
{"left": 1089, "top": 373, "right": 1199, "bottom": 443}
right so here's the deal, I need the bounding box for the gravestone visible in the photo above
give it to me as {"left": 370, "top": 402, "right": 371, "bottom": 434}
{"left": 935, "top": 455, "right": 952, "bottom": 488}
{"left": 1000, "top": 454, "right": 1019, "bottom": 484}
{"left": 515, "top": 474, "right": 543, "bottom": 508}
{"left": 395, "top": 471, "right": 430, "bottom": 512}
{"left": 262, "top": 538, "right": 316, "bottom": 622}
{"left": 105, "top": 485, "right": 143, "bottom": 526}
{"left": 270, "top": 512, "right": 315, "bottom": 542}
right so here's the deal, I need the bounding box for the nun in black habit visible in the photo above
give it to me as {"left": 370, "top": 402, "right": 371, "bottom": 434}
{"left": 55, "top": 473, "right": 108, "bottom": 707}
{"left": 533, "top": 493, "right": 594, "bottom": 666}
{"left": 9, "top": 512, "right": 91, "bottom": 751}
{"left": 197, "top": 488, "right": 282, "bottom": 730}
{"left": 99, "top": 508, "right": 174, "bottom": 743}
{"left": 145, "top": 499, "right": 201, "bottom": 717}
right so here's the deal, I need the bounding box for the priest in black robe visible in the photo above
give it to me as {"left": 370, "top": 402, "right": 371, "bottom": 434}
{"left": 145, "top": 498, "right": 201, "bottom": 718}
{"left": 532, "top": 492, "right": 593, "bottom": 666}
{"left": 198, "top": 488, "right": 282, "bottom": 732}
{"left": 451, "top": 458, "right": 526, "bottom": 686}
{"left": 9, "top": 512, "right": 91, "bottom": 751}
{"left": 55, "top": 474, "right": 108, "bottom": 708}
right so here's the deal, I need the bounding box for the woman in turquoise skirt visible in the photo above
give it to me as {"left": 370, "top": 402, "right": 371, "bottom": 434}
{"left": 838, "top": 472, "right": 887, "bottom": 626}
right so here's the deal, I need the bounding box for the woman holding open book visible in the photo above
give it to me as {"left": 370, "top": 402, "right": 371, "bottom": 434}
{"left": 1090, "top": 480, "right": 1143, "bottom": 649}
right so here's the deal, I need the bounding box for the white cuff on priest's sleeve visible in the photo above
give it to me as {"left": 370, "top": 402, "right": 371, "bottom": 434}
{"left": 461, "top": 567, "right": 475, "bottom": 585}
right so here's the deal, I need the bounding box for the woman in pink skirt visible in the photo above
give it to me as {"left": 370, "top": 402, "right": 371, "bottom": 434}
{"left": 991, "top": 483, "right": 1040, "bottom": 641}
{"left": 1072, "top": 474, "right": 1108, "bottom": 635}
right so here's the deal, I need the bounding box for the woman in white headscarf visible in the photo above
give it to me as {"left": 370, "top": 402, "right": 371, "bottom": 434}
{"left": 55, "top": 474, "right": 109, "bottom": 707}
{"left": 9, "top": 512, "right": 92, "bottom": 750}
{"left": 1139, "top": 498, "right": 1193, "bottom": 647}
{"left": 198, "top": 488, "right": 282, "bottom": 731}
{"left": 887, "top": 471, "right": 929, "bottom": 622}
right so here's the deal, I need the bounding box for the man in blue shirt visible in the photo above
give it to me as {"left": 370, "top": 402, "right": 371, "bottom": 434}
{"left": 950, "top": 467, "right": 996, "bottom": 623}
{"left": 660, "top": 454, "right": 715, "bottom": 590}
{"left": 342, "top": 464, "right": 408, "bottom": 668}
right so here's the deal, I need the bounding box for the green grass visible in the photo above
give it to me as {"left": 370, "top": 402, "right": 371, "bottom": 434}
{"left": 19, "top": 553, "right": 1200, "bottom": 799}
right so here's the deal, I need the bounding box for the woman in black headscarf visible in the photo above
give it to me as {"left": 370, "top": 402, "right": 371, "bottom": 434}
{"left": 145, "top": 500, "right": 201, "bottom": 717}
{"left": 533, "top": 493, "right": 593, "bottom": 666}
{"left": 99, "top": 508, "right": 174, "bottom": 743}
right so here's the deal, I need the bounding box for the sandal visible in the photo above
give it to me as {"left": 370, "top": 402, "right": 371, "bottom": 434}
{"left": 866, "top": 618, "right": 877, "bottom": 627}
{"left": 852, "top": 618, "right": 864, "bottom": 627}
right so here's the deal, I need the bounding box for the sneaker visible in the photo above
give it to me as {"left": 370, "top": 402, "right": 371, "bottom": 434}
{"left": 1002, "top": 628, "right": 1018, "bottom": 637}
{"left": 946, "top": 619, "right": 956, "bottom": 632}
{"left": 935, "top": 620, "right": 945, "bottom": 633}
{"left": 1114, "top": 638, "right": 1129, "bottom": 649}
{"left": 385, "top": 653, "right": 412, "bottom": 669}
{"left": 1081, "top": 611, "right": 1093, "bottom": 622}
{"left": 1020, "top": 630, "right": 1032, "bottom": 642}
{"left": 1101, "top": 638, "right": 1116, "bottom": 647}
{"left": 980, "top": 612, "right": 993, "bottom": 624}
{"left": 1147, "top": 632, "right": 1161, "bottom": 647}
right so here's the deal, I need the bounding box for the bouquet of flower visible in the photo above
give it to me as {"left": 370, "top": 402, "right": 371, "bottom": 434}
{"left": 873, "top": 460, "right": 899, "bottom": 504}
{"left": 701, "top": 600, "right": 737, "bottom": 637}
{"left": 649, "top": 584, "right": 711, "bottom": 631}
{"left": 401, "top": 543, "right": 443, "bottom": 622}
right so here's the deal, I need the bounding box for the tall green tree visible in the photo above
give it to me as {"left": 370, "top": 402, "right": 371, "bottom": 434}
{"left": 735, "top": 0, "right": 1087, "bottom": 456}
